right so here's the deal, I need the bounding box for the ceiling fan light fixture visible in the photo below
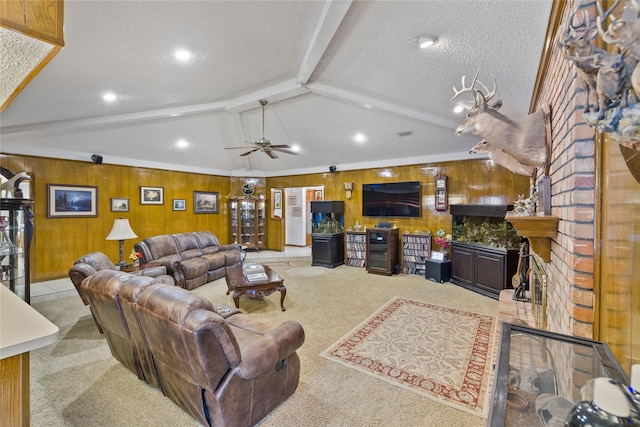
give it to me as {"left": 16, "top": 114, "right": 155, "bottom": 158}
{"left": 416, "top": 34, "right": 438, "bottom": 49}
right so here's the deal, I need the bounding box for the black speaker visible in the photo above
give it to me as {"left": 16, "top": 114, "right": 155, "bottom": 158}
{"left": 329, "top": 165, "right": 337, "bottom": 173}
{"left": 425, "top": 259, "right": 451, "bottom": 283}
{"left": 91, "top": 154, "right": 103, "bottom": 165}
{"left": 376, "top": 222, "right": 392, "bottom": 228}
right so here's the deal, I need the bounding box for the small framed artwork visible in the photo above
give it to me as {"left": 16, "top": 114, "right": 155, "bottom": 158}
{"left": 47, "top": 184, "right": 98, "bottom": 218}
{"left": 140, "top": 186, "right": 164, "bottom": 205}
{"left": 173, "top": 199, "right": 186, "bottom": 211}
{"left": 435, "top": 174, "right": 448, "bottom": 211}
{"left": 288, "top": 195, "right": 297, "bottom": 205}
{"left": 272, "top": 188, "right": 283, "bottom": 219}
{"left": 194, "top": 191, "right": 219, "bottom": 214}
{"left": 111, "top": 198, "right": 129, "bottom": 212}
{"left": 314, "top": 190, "right": 323, "bottom": 200}
{"left": 292, "top": 206, "right": 302, "bottom": 217}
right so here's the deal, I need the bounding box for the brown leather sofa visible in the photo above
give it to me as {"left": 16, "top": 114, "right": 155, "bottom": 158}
{"left": 68, "top": 251, "right": 175, "bottom": 332}
{"left": 81, "top": 269, "right": 304, "bottom": 427}
{"left": 134, "top": 231, "right": 242, "bottom": 290}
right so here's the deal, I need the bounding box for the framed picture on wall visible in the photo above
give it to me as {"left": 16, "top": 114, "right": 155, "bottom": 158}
{"left": 111, "top": 198, "right": 129, "bottom": 212}
{"left": 435, "top": 174, "right": 448, "bottom": 211}
{"left": 288, "top": 195, "right": 297, "bottom": 205}
{"left": 140, "top": 186, "right": 164, "bottom": 205}
{"left": 272, "top": 188, "right": 283, "bottom": 218}
{"left": 47, "top": 184, "right": 98, "bottom": 218}
{"left": 173, "top": 199, "right": 186, "bottom": 211}
{"left": 194, "top": 191, "right": 219, "bottom": 213}
{"left": 292, "top": 207, "right": 302, "bottom": 217}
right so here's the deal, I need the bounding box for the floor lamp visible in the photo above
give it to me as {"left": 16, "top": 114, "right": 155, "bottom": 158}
{"left": 106, "top": 218, "right": 137, "bottom": 269}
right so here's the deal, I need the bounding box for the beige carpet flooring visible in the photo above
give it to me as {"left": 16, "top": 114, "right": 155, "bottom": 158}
{"left": 30, "top": 262, "right": 499, "bottom": 426}
{"left": 320, "top": 297, "right": 496, "bottom": 417}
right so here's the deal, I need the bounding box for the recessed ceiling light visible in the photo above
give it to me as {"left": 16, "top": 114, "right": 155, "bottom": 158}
{"left": 453, "top": 105, "right": 464, "bottom": 113}
{"left": 174, "top": 49, "right": 192, "bottom": 62}
{"left": 175, "top": 139, "right": 190, "bottom": 149}
{"left": 353, "top": 133, "right": 367, "bottom": 143}
{"left": 103, "top": 92, "right": 117, "bottom": 102}
{"left": 416, "top": 34, "right": 438, "bottom": 49}
{"left": 290, "top": 144, "right": 301, "bottom": 153}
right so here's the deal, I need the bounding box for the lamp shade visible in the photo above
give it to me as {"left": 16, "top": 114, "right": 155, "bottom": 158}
{"left": 106, "top": 218, "right": 137, "bottom": 240}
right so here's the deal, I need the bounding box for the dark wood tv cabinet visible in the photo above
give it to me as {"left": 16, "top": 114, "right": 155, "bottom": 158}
{"left": 366, "top": 228, "right": 399, "bottom": 276}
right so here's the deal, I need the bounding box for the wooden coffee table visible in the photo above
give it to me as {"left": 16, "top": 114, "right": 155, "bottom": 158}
{"left": 225, "top": 265, "right": 287, "bottom": 311}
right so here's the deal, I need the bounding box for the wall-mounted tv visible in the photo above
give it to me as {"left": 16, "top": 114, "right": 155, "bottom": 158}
{"left": 362, "top": 181, "right": 421, "bottom": 218}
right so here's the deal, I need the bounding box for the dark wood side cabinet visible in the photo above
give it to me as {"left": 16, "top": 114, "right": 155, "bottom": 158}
{"left": 449, "top": 204, "right": 521, "bottom": 299}
{"left": 311, "top": 201, "right": 344, "bottom": 268}
{"left": 311, "top": 233, "right": 345, "bottom": 268}
{"left": 451, "top": 241, "right": 518, "bottom": 299}
{"left": 366, "top": 228, "right": 399, "bottom": 276}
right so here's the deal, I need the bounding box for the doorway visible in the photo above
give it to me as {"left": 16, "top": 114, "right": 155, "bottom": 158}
{"left": 284, "top": 186, "right": 323, "bottom": 247}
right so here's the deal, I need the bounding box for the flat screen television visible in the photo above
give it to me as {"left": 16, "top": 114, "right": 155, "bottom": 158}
{"left": 362, "top": 181, "right": 421, "bottom": 218}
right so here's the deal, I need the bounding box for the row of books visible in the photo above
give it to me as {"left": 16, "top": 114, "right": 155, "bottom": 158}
{"left": 346, "top": 243, "right": 366, "bottom": 251}
{"left": 346, "top": 234, "right": 366, "bottom": 243}
{"left": 346, "top": 250, "right": 366, "bottom": 259}
{"left": 403, "top": 242, "right": 430, "bottom": 250}
{"left": 403, "top": 255, "right": 429, "bottom": 263}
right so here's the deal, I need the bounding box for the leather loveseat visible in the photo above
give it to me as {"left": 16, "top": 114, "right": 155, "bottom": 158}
{"left": 81, "top": 269, "right": 304, "bottom": 427}
{"left": 134, "top": 231, "right": 242, "bottom": 290}
{"left": 68, "top": 251, "right": 175, "bottom": 332}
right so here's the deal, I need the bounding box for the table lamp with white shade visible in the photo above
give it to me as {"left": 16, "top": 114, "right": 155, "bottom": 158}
{"left": 106, "top": 218, "right": 137, "bottom": 269}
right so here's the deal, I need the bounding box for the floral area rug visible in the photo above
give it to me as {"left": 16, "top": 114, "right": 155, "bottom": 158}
{"left": 320, "top": 297, "right": 496, "bottom": 417}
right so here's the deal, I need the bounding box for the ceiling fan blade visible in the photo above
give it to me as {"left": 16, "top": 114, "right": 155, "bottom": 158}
{"left": 225, "top": 146, "right": 255, "bottom": 150}
{"left": 268, "top": 144, "right": 292, "bottom": 149}
{"left": 270, "top": 147, "right": 300, "bottom": 156}
{"left": 240, "top": 148, "right": 260, "bottom": 156}
{"left": 265, "top": 149, "right": 279, "bottom": 159}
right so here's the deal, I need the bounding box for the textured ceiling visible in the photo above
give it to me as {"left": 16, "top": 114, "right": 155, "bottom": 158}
{"left": 0, "top": 0, "right": 553, "bottom": 177}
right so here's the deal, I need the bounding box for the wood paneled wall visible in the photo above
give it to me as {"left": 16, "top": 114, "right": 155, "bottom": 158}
{"left": 1, "top": 154, "right": 230, "bottom": 281}
{"left": 1, "top": 154, "right": 529, "bottom": 282}
{"left": 266, "top": 160, "right": 530, "bottom": 251}
{"left": 598, "top": 137, "right": 640, "bottom": 372}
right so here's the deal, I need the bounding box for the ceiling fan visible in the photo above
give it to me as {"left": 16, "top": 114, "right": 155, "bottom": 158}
{"left": 225, "top": 99, "right": 299, "bottom": 159}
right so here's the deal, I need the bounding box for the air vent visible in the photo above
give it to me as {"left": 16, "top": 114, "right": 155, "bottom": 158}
{"left": 396, "top": 130, "right": 413, "bottom": 137}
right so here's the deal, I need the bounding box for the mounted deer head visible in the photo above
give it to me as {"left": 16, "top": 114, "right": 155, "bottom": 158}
{"left": 469, "top": 140, "right": 536, "bottom": 177}
{"left": 451, "top": 71, "right": 549, "bottom": 169}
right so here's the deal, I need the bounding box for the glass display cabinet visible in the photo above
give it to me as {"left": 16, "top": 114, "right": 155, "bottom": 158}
{"left": 488, "top": 322, "right": 630, "bottom": 427}
{"left": 449, "top": 204, "right": 521, "bottom": 299}
{"left": 1, "top": 168, "right": 34, "bottom": 303}
{"left": 229, "top": 197, "right": 266, "bottom": 251}
{"left": 310, "top": 201, "right": 344, "bottom": 268}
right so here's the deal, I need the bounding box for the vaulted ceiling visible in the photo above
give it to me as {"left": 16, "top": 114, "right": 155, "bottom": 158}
{"left": 0, "top": 0, "right": 553, "bottom": 177}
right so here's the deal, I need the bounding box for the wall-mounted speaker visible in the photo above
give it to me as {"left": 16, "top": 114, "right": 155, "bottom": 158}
{"left": 329, "top": 165, "right": 337, "bottom": 173}
{"left": 91, "top": 154, "right": 103, "bottom": 165}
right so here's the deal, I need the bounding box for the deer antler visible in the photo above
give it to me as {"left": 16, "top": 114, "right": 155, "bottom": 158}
{"left": 596, "top": 0, "right": 624, "bottom": 44}
{"left": 451, "top": 71, "right": 496, "bottom": 108}
{"left": 451, "top": 71, "right": 480, "bottom": 103}
{"left": 597, "top": 0, "right": 622, "bottom": 24}
{"left": 475, "top": 75, "right": 497, "bottom": 103}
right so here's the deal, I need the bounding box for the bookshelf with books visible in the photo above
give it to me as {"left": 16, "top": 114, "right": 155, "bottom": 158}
{"left": 401, "top": 233, "right": 432, "bottom": 275}
{"left": 345, "top": 231, "right": 366, "bottom": 267}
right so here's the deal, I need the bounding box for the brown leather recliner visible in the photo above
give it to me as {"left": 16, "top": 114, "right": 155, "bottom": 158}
{"left": 81, "top": 270, "right": 166, "bottom": 384}
{"left": 69, "top": 251, "right": 175, "bottom": 305}
{"left": 69, "top": 252, "right": 175, "bottom": 332}
{"left": 81, "top": 269, "right": 304, "bottom": 427}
